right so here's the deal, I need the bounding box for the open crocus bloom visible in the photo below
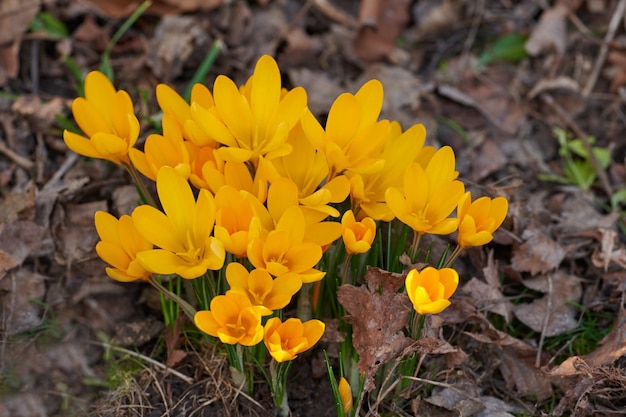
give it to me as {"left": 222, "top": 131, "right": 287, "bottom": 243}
{"left": 132, "top": 167, "right": 225, "bottom": 279}
{"left": 405, "top": 267, "right": 459, "bottom": 315}
{"left": 263, "top": 317, "right": 325, "bottom": 362}
{"left": 194, "top": 292, "right": 264, "bottom": 346}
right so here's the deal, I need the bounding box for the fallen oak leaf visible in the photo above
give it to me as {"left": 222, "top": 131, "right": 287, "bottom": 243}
{"left": 337, "top": 267, "right": 413, "bottom": 392}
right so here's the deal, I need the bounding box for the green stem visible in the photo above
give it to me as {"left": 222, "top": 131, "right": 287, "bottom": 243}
{"left": 269, "top": 360, "right": 293, "bottom": 417}
{"left": 148, "top": 275, "right": 196, "bottom": 320}
{"left": 183, "top": 39, "right": 223, "bottom": 101}
{"left": 443, "top": 245, "right": 463, "bottom": 268}
{"left": 125, "top": 163, "right": 157, "bottom": 207}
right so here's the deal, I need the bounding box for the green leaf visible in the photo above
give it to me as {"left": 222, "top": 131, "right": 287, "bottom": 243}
{"left": 29, "top": 12, "right": 69, "bottom": 39}
{"left": 611, "top": 188, "right": 626, "bottom": 210}
{"left": 477, "top": 33, "right": 528, "bottom": 67}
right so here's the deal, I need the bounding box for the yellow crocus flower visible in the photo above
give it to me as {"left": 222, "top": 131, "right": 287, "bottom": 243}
{"left": 262, "top": 122, "right": 350, "bottom": 218}
{"left": 156, "top": 83, "right": 218, "bottom": 147}
{"left": 338, "top": 377, "right": 353, "bottom": 414}
{"left": 129, "top": 114, "right": 192, "bottom": 181}
{"left": 348, "top": 122, "right": 430, "bottom": 221}
{"left": 263, "top": 317, "right": 325, "bottom": 362}
{"left": 63, "top": 71, "right": 139, "bottom": 166}
{"left": 457, "top": 192, "right": 508, "bottom": 248}
{"left": 194, "top": 292, "right": 264, "bottom": 346}
{"left": 385, "top": 146, "right": 465, "bottom": 236}
{"left": 214, "top": 185, "right": 263, "bottom": 257}
{"left": 247, "top": 206, "right": 325, "bottom": 283}
{"left": 225, "top": 263, "right": 302, "bottom": 315}
{"left": 405, "top": 267, "right": 459, "bottom": 315}
{"left": 94, "top": 211, "right": 152, "bottom": 282}
{"left": 190, "top": 55, "right": 307, "bottom": 166}
{"left": 301, "top": 79, "right": 389, "bottom": 177}
{"left": 341, "top": 210, "right": 376, "bottom": 255}
{"left": 131, "top": 166, "right": 225, "bottom": 279}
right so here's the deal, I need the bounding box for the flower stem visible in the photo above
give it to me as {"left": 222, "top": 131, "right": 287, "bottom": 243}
{"left": 269, "top": 360, "right": 292, "bottom": 417}
{"left": 443, "top": 245, "right": 463, "bottom": 268}
{"left": 148, "top": 275, "right": 196, "bottom": 321}
{"left": 125, "top": 163, "right": 157, "bottom": 207}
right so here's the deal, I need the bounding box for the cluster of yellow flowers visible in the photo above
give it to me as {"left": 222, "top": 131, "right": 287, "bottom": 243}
{"left": 64, "top": 55, "right": 508, "bottom": 364}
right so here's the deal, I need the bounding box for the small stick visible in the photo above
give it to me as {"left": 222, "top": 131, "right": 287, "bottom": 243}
{"left": 536, "top": 274, "right": 553, "bottom": 368}
{"left": 582, "top": 0, "right": 626, "bottom": 97}
{"left": 540, "top": 93, "right": 613, "bottom": 198}
{"left": 0, "top": 139, "right": 34, "bottom": 169}
{"left": 94, "top": 341, "right": 194, "bottom": 384}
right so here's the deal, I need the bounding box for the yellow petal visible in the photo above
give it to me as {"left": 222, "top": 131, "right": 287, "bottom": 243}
{"left": 354, "top": 79, "right": 383, "bottom": 127}
{"left": 84, "top": 71, "right": 116, "bottom": 124}
{"left": 72, "top": 98, "right": 111, "bottom": 137}
{"left": 191, "top": 102, "right": 237, "bottom": 147}
{"left": 194, "top": 310, "right": 220, "bottom": 337}
{"left": 326, "top": 93, "right": 359, "bottom": 145}
{"left": 132, "top": 205, "right": 185, "bottom": 253}
{"left": 226, "top": 262, "right": 250, "bottom": 292}
{"left": 214, "top": 75, "right": 252, "bottom": 145}
{"left": 251, "top": 55, "right": 280, "bottom": 134}
{"left": 137, "top": 249, "right": 186, "bottom": 275}
{"left": 63, "top": 131, "right": 100, "bottom": 159}
{"left": 157, "top": 167, "right": 194, "bottom": 236}
{"left": 156, "top": 83, "right": 190, "bottom": 125}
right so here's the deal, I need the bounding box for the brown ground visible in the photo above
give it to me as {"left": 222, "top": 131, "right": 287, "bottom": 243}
{"left": 2, "top": 0, "right": 626, "bottom": 416}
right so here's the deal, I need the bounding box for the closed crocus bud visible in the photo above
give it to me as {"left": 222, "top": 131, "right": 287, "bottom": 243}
{"left": 63, "top": 71, "right": 140, "bottom": 166}
{"left": 405, "top": 267, "right": 459, "bottom": 315}
{"left": 457, "top": 192, "right": 508, "bottom": 248}
{"left": 341, "top": 210, "right": 376, "bottom": 255}
{"left": 338, "top": 377, "right": 353, "bottom": 414}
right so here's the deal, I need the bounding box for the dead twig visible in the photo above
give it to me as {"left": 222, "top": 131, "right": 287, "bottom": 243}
{"left": 0, "top": 139, "right": 34, "bottom": 170}
{"left": 536, "top": 274, "right": 553, "bottom": 368}
{"left": 95, "top": 341, "right": 194, "bottom": 384}
{"left": 582, "top": 0, "right": 626, "bottom": 97}
{"left": 539, "top": 93, "right": 613, "bottom": 198}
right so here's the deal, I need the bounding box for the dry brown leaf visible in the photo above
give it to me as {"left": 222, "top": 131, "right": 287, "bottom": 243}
{"left": 556, "top": 192, "right": 619, "bottom": 235}
{"left": 411, "top": 0, "right": 463, "bottom": 40}
{"left": 0, "top": 269, "right": 46, "bottom": 336}
{"left": 78, "top": 0, "right": 141, "bottom": 18}
{"left": 53, "top": 200, "right": 107, "bottom": 267}
{"left": 0, "top": 41, "right": 20, "bottom": 85}
{"left": 279, "top": 28, "right": 324, "bottom": 67}
{"left": 11, "top": 96, "right": 66, "bottom": 133}
{"left": 0, "top": 221, "right": 45, "bottom": 281}
{"left": 337, "top": 267, "right": 412, "bottom": 391}
{"left": 111, "top": 316, "right": 164, "bottom": 347}
{"left": 462, "top": 278, "right": 513, "bottom": 322}
{"left": 511, "top": 227, "right": 565, "bottom": 275}
{"left": 147, "top": 15, "right": 208, "bottom": 82}
{"left": 353, "top": 0, "right": 411, "bottom": 62}
{"left": 425, "top": 380, "right": 482, "bottom": 416}
{"left": 0, "top": 182, "right": 35, "bottom": 223}
{"left": 513, "top": 271, "right": 582, "bottom": 337}
{"left": 525, "top": 3, "right": 569, "bottom": 56}
{"left": 469, "top": 137, "right": 508, "bottom": 181}
{"left": 592, "top": 228, "right": 626, "bottom": 271}
{"left": 287, "top": 68, "right": 342, "bottom": 116}
{"left": 0, "top": 0, "right": 40, "bottom": 45}
{"left": 548, "top": 304, "right": 626, "bottom": 378}
{"left": 412, "top": 397, "right": 457, "bottom": 417}
{"left": 467, "top": 326, "right": 553, "bottom": 400}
